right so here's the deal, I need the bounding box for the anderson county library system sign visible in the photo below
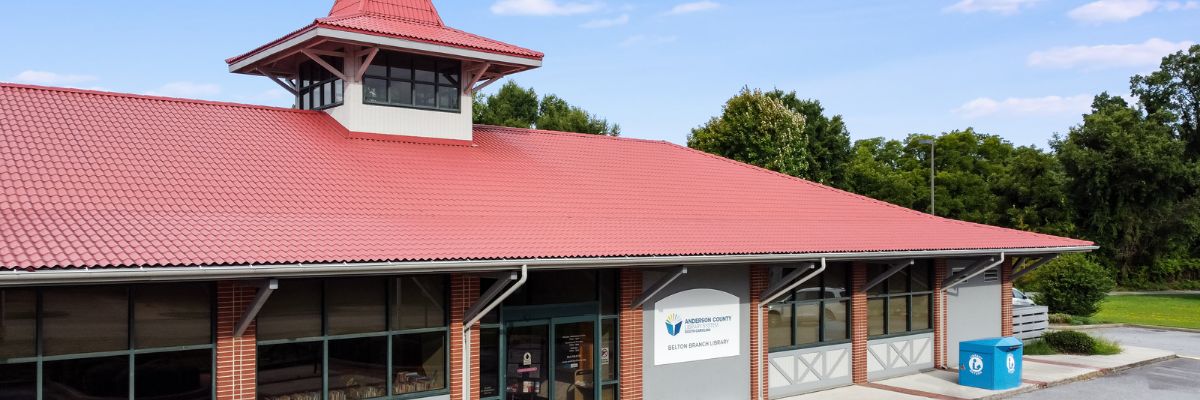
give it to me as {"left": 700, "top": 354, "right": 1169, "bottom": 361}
{"left": 653, "top": 288, "right": 741, "bottom": 365}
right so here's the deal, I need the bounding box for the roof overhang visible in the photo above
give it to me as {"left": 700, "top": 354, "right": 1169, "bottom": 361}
{"left": 229, "top": 26, "right": 542, "bottom": 76}
{"left": 0, "top": 245, "right": 1097, "bottom": 287}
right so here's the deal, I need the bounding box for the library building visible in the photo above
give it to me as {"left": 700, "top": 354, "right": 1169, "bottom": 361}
{"left": 0, "top": 1, "right": 1095, "bottom": 399}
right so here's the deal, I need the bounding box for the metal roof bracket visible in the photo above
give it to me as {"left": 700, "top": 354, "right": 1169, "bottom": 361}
{"left": 863, "top": 259, "right": 915, "bottom": 292}
{"left": 234, "top": 278, "right": 278, "bottom": 338}
{"left": 942, "top": 253, "right": 1005, "bottom": 292}
{"left": 1012, "top": 254, "right": 1058, "bottom": 281}
{"left": 630, "top": 266, "right": 688, "bottom": 310}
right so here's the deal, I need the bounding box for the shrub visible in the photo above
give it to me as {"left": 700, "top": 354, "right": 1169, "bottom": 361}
{"left": 1022, "top": 339, "right": 1057, "bottom": 355}
{"left": 1031, "top": 254, "right": 1116, "bottom": 316}
{"left": 1048, "top": 313, "right": 1072, "bottom": 324}
{"left": 1042, "top": 331, "right": 1096, "bottom": 354}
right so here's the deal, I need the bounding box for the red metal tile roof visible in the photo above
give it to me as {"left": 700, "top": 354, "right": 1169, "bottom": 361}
{"left": 0, "top": 84, "right": 1092, "bottom": 270}
{"left": 328, "top": 0, "right": 444, "bottom": 26}
{"left": 227, "top": 0, "right": 542, "bottom": 66}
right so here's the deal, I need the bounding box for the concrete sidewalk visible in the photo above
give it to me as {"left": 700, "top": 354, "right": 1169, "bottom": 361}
{"left": 779, "top": 346, "right": 1176, "bottom": 400}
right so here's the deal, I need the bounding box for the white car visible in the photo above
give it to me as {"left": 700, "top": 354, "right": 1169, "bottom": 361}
{"left": 1012, "top": 288, "right": 1036, "bottom": 307}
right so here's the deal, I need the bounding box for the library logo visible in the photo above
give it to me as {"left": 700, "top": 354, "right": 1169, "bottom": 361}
{"left": 665, "top": 313, "right": 683, "bottom": 336}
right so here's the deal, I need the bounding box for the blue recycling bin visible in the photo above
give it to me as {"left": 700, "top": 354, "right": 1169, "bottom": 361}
{"left": 958, "top": 337, "right": 1023, "bottom": 390}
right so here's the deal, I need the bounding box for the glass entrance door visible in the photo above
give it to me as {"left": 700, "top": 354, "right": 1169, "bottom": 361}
{"left": 505, "top": 319, "right": 597, "bottom": 400}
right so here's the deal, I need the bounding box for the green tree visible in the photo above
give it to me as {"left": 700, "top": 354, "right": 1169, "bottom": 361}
{"left": 843, "top": 137, "right": 920, "bottom": 207}
{"left": 765, "top": 91, "right": 852, "bottom": 187}
{"left": 688, "top": 88, "right": 809, "bottom": 177}
{"left": 994, "top": 146, "right": 1076, "bottom": 236}
{"left": 1131, "top": 44, "right": 1200, "bottom": 160}
{"left": 474, "top": 81, "right": 539, "bottom": 128}
{"left": 1054, "top": 94, "right": 1198, "bottom": 280}
{"left": 537, "top": 94, "right": 621, "bottom": 136}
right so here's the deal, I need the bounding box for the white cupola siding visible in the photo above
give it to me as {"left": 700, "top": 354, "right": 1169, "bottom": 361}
{"left": 226, "top": 0, "right": 542, "bottom": 142}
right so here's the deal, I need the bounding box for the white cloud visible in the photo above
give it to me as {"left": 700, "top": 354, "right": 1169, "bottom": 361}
{"left": 582, "top": 14, "right": 630, "bottom": 28}
{"left": 490, "top": 0, "right": 602, "bottom": 16}
{"left": 1028, "top": 38, "right": 1194, "bottom": 69}
{"left": 12, "top": 70, "right": 99, "bottom": 86}
{"left": 145, "top": 82, "right": 222, "bottom": 99}
{"left": 1069, "top": 0, "right": 1200, "bottom": 23}
{"left": 1069, "top": 0, "right": 1160, "bottom": 23}
{"left": 665, "top": 1, "right": 720, "bottom": 15}
{"left": 620, "top": 35, "right": 678, "bottom": 47}
{"left": 954, "top": 95, "right": 1093, "bottom": 118}
{"left": 943, "top": 0, "right": 1042, "bottom": 14}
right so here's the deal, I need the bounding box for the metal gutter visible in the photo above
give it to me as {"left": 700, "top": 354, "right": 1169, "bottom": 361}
{"left": 461, "top": 265, "right": 527, "bottom": 400}
{"left": 0, "top": 246, "right": 1097, "bottom": 287}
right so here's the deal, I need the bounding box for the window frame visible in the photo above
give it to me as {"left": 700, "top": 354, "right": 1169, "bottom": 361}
{"left": 362, "top": 51, "right": 462, "bottom": 113}
{"left": 255, "top": 275, "right": 451, "bottom": 400}
{"left": 767, "top": 265, "right": 853, "bottom": 352}
{"left": 866, "top": 261, "right": 935, "bottom": 339}
{"left": 298, "top": 57, "right": 345, "bottom": 111}
{"left": 0, "top": 284, "right": 217, "bottom": 400}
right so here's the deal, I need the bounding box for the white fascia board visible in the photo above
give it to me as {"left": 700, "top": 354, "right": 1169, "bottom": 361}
{"left": 229, "top": 27, "right": 542, "bottom": 73}
{"left": 0, "top": 245, "right": 1096, "bottom": 286}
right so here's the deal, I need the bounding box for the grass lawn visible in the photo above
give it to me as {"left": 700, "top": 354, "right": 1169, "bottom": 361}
{"left": 1094, "top": 294, "right": 1200, "bottom": 329}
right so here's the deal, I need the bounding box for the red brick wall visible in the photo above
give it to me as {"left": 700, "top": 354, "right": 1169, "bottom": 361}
{"left": 749, "top": 266, "right": 770, "bottom": 400}
{"left": 449, "top": 274, "right": 481, "bottom": 400}
{"left": 933, "top": 259, "right": 948, "bottom": 369}
{"left": 619, "top": 269, "right": 644, "bottom": 400}
{"left": 850, "top": 262, "right": 868, "bottom": 383}
{"left": 216, "top": 281, "right": 258, "bottom": 400}
{"left": 1001, "top": 259, "right": 1014, "bottom": 337}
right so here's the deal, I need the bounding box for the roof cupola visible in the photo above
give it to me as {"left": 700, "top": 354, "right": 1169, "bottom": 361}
{"left": 227, "top": 0, "right": 542, "bottom": 142}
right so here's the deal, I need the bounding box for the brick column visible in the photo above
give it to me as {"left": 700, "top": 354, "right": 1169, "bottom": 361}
{"left": 850, "top": 262, "right": 869, "bottom": 384}
{"left": 749, "top": 266, "right": 770, "bottom": 400}
{"left": 216, "top": 281, "right": 258, "bottom": 400}
{"left": 618, "top": 269, "right": 644, "bottom": 400}
{"left": 449, "top": 274, "right": 481, "bottom": 400}
{"left": 933, "top": 259, "right": 948, "bottom": 369}
{"left": 1000, "top": 259, "right": 1014, "bottom": 337}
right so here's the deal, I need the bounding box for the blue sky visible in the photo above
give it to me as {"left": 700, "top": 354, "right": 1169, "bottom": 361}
{"left": 2, "top": 0, "right": 1197, "bottom": 147}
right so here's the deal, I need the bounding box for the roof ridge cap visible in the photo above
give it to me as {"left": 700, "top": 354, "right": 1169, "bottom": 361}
{"left": 0, "top": 82, "right": 317, "bottom": 114}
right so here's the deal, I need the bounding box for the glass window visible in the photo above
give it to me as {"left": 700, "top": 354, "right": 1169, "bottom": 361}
{"left": 327, "top": 278, "right": 386, "bottom": 336}
{"left": 600, "top": 319, "right": 617, "bottom": 382}
{"left": 257, "top": 279, "right": 323, "bottom": 341}
{"left": 42, "top": 286, "right": 128, "bottom": 356}
{"left": 599, "top": 270, "right": 618, "bottom": 316}
{"left": 912, "top": 295, "right": 931, "bottom": 331}
{"left": 867, "top": 299, "right": 886, "bottom": 336}
{"left": 134, "top": 349, "right": 213, "bottom": 400}
{"left": 392, "top": 331, "right": 447, "bottom": 395}
{"left": 297, "top": 58, "right": 344, "bottom": 110}
{"left": 392, "top": 275, "right": 446, "bottom": 331}
{"left": 768, "top": 264, "right": 852, "bottom": 350}
{"left": 0, "top": 288, "right": 37, "bottom": 359}
{"left": 258, "top": 342, "right": 323, "bottom": 400}
{"left": 134, "top": 283, "right": 212, "bottom": 349}
{"left": 364, "top": 78, "right": 388, "bottom": 103}
{"left": 505, "top": 270, "right": 599, "bottom": 307}
{"left": 0, "top": 363, "right": 36, "bottom": 399}
{"left": 480, "top": 328, "right": 501, "bottom": 398}
{"left": 823, "top": 300, "right": 849, "bottom": 341}
{"left": 867, "top": 260, "right": 935, "bottom": 338}
{"left": 328, "top": 337, "right": 388, "bottom": 399}
{"left": 43, "top": 355, "right": 130, "bottom": 400}
{"left": 602, "top": 385, "right": 617, "bottom": 400}
{"left": 363, "top": 50, "right": 460, "bottom": 111}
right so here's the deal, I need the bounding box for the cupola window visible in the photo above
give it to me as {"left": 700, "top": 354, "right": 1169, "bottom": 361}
{"left": 363, "top": 51, "right": 462, "bottom": 112}
{"left": 298, "top": 57, "right": 345, "bottom": 110}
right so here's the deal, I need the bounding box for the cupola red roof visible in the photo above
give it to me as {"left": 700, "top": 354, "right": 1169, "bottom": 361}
{"left": 227, "top": 0, "right": 542, "bottom": 68}
{"left": 328, "top": 0, "right": 444, "bottom": 26}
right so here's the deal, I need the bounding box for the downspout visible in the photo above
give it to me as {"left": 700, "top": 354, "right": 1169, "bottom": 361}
{"left": 462, "top": 265, "right": 528, "bottom": 400}
{"left": 757, "top": 258, "right": 826, "bottom": 400}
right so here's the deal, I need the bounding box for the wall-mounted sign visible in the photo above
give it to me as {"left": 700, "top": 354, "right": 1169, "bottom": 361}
{"left": 653, "top": 288, "right": 741, "bottom": 365}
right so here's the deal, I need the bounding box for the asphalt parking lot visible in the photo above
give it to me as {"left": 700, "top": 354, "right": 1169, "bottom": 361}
{"left": 1086, "top": 326, "right": 1200, "bottom": 357}
{"left": 1011, "top": 357, "right": 1200, "bottom": 400}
